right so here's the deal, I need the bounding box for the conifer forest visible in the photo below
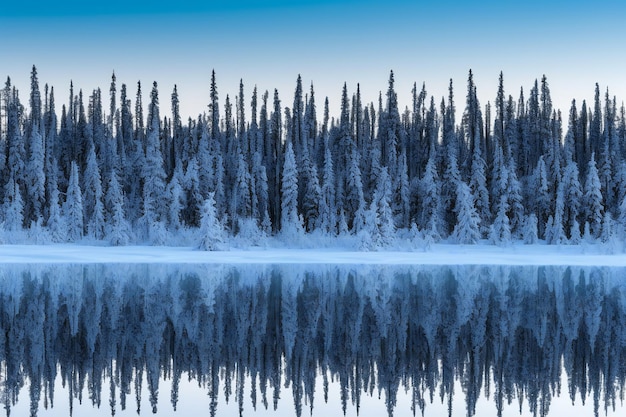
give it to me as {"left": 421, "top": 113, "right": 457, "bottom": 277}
{"left": 2, "top": 66, "right": 625, "bottom": 248}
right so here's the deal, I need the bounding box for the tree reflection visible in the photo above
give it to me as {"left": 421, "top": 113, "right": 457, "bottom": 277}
{"left": 0, "top": 264, "right": 625, "bottom": 417}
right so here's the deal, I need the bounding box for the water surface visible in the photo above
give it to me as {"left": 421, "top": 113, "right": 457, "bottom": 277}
{"left": 1, "top": 264, "right": 624, "bottom": 416}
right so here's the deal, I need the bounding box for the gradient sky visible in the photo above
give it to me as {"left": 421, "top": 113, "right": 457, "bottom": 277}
{"left": 1, "top": 0, "right": 625, "bottom": 124}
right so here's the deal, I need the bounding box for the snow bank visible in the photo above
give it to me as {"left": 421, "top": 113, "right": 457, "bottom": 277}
{"left": 2, "top": 242, "right": 626, "bottom": 265}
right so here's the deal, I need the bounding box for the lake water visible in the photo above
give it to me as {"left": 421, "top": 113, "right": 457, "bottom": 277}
{"left": 1, "top": 264, "right": 625, "bottom": 417}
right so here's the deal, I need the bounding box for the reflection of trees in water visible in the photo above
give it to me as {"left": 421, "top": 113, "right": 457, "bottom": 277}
{"left": 0, "top": 264, "right": 625, "bottom": 417}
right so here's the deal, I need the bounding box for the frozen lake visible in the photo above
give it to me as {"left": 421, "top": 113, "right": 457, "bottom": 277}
{"left": 1, "top": 263, "right": 625, "bottom": 417}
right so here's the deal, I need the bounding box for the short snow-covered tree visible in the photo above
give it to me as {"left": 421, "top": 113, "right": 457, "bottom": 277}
{"left": 105, "top": 172, "right": 130, "bottom": 246}
{"left": 489, "top": 196, "right": 511, "bottom": 246}
{"left": 4, "top": 173, "right": 24, "bottom": 232}
{"left": 522, "top": 213, "right": 539, "bottom": 244}
{"left": 451, "top": 181, "right": 481, "bottom": 244}
{"left": 198, "top": 192, "right": 226, "bottom": 251}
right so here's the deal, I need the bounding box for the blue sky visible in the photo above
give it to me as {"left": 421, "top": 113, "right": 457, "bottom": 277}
{"left": 1, "top": 1, "right": 625, "bottom": 122}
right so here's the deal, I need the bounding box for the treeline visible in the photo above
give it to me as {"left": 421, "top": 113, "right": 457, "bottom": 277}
{"left": 1, "top": 66, "right": 625, "bottom": 246}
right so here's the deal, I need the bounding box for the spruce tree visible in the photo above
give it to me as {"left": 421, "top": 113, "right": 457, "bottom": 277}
{"left": 3, "top": 173, "right": 24, "bottom": 232}
{"left": 140, "top": 82, "right": 167, "bottom": 244}
{"left": 105, "top": 171, "right": 130, "bottom": 246}
{"left": 583, "top": 153, "right": 604, "bottom": 237}
{"left": 64, "top": 162, "right": 84, "bottom": 241}
{"left": 319, "top": 143, "right": 336, "bottom": 235}
{"left": 198, "top": 192, "right": 226, "bottom": 251}
{"left": 280, "top": 142, "right": 302, "bottom": 238}
{"left": 451, "top": 181, "right": 481, "bottom": 244}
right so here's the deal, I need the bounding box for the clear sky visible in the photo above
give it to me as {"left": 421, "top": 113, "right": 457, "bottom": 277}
{"left": 1, "top": 0, "right": 625, "bottom": 123}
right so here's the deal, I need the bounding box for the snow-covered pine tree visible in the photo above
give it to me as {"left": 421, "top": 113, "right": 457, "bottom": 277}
{"left": 198, "top": 192, "right": 226, "bottom": 251}
{"left": 451, "top": 181, "right": 481, "bottom": 244}
{"left": 300, "top": 148, "right": 322, "bottom": 232}
{"left": 318, "top": 143, "right": 336, "bottom": 235}
{"left": 373, "top": 166, "right": 396, "bottom": 246}
{"left": 252, "top": 152, "right": 271, "bottom": 233}
{"left": 105, "top": 170, "right": 130, "bottom": 246}
{"left": 345, "top": 149, "right": 365, "bottom": 232}
{"left": 3, "top": 173, "right": 24, "bottom": 232}
{"left": 522, "top": 213, "right": 538, "bottom": 244}
{"left": 489, "top": 196, "right": 511, "bottom": 246}
{"left": 618, "top": 193, "right": 626, "bottom": 239}
{"left": 140, "top": 82, "right": 167, "bottom": 245}
{"left": 441, "top": 153, "right": 461, "bottom": 236}
{"left": 232, "top": 150, "right": 253, "bottom": 233}
{"left": 46, "top": 163, "right": 65, "bottom": 242}
{"left": 545, "top": 189, "right": 566, "bottom": 245}
{"left": 530, "top": 156, "right": 551, "bottom": 238}
{"left": 280, "top": 142, "right": 302, "bottom": 238}
{"left": 64, "top": 161, "right": 84, "bottom": 241}
{"left": 26, "top": 117, "right": 45, "bottom": 225}
{"left": 419, "top": 154, "right": 442, "bottom": 240}
{"left": 83, "top": 145, "right": 105, "bottom": 240}
{"left": 469, "top": 144, "right": 490, "bottom": 237}
{"left": 583, "top": 153, "right": 604, "bottom": 238}
{"left": 360, "top": 166, "right": 395, "bottom": 249}
{"left": 166, "top": 166, "right": 185, "bottom": 231}
{"left": 559, "top": 159, "right": 582, "bottom": 240}
{"left": 505, "top": 161, "right": 524, "bottom": 238}
{"left": 393, "top": 150, "right": 410, "bottom": 230}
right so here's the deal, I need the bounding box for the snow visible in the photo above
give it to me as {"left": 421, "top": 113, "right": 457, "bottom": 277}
{"left": 2, "top": 242, "right": 626, "bottom": 265}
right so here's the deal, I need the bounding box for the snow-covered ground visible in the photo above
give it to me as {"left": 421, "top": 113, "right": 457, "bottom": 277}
{"left": 2, "top": 242, "right": 626, "bottom": 265}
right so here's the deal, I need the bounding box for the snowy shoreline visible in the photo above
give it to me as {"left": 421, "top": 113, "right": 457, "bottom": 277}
{"left": 2, "top": 242, "right": 626, "bottom": 266}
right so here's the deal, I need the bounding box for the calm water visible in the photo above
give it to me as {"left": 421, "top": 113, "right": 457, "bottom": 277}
{"left": 1, "top": 264, "right": 625, "bottom": 417}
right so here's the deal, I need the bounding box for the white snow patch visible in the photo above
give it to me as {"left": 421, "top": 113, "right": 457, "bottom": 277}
{"left": 1, "top": 242, "right": 626, "bottom": 265}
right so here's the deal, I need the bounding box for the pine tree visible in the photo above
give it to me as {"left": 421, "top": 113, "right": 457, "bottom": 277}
{"left": 166, "top": 167, "right": 184, "bottom": 231}
{"left": 522, "top": 214, "right": 539, "bottom": 244}
{"left": 140, "top": 82, "right": 167, "bottom": 244}
{"left": 319, "top": 143, "right": 336, "bottom": 235}
{"left": 530, "top": 156, "right": 551, "bottom": 238}
{"left": 419, "top": 155, "right": 442, "bottom": 240}
{"left": 198, "top": 192, "right": 226, "bottom": 251}
{"left": 83, "top": 145, "right": 105, "bottom": 239}
{"left": 489, "top": 196, "right": 511, "bottom": 246}
{"left": 583, "top": 153, "right": 604, "bottom": 237}
{"left": 394, "top": 150, "right": 410, "bottom": 229}
{"left": 300, "top": 150, "right": 322, "bottom": 232}
{"left": 105, "top": 171, "right": 130, "bottom": 246}
{"left": 360, "top": 166, "right": 395, "bottom": 249}
{"left": 232, "top": 150, "right": 253, "bottom": 232}
{"left": 559, "top": 160, "right": 582, "bottom": 239}
{"left": 469, "top": 145, "right": 490, "bottom": 236}
{"left": 3, "top": 173, "right": 24, "bottom": 232}
{"left": 64, "top": 161, "right": 84, "bottom": 241}
{"left": 451, "top": 181, "right": 481, "bottom": 244}
{"left": 46, "top": 162, "right": 65, "bottom": 242}
{"left": 281, "top": 142, "right": 302, "bottom": 238}
{"left": 345, "top": 149, "right": 365, "bottom": 231}
{"left": 26, "top": 126, "right": 45, "bottom": 224}
{"left": 441, "top": 153, "right": 461, "bottom": 236}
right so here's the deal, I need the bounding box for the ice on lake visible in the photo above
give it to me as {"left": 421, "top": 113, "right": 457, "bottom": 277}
{"left": 1, "top": 263, "right": 625, "bottom": 417}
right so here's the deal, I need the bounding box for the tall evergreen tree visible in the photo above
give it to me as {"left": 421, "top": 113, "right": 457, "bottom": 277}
{"left": 280, "top": 142, "right": 302, "bottom": 237}
{"left": 140, "top": 82, "right": 167, "bottom": 244}
{"left": 64, "top": 161, "right": 84, "bottom": 241}
{"left": 583, "top": 154, "right": 604, "bottom": 237}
